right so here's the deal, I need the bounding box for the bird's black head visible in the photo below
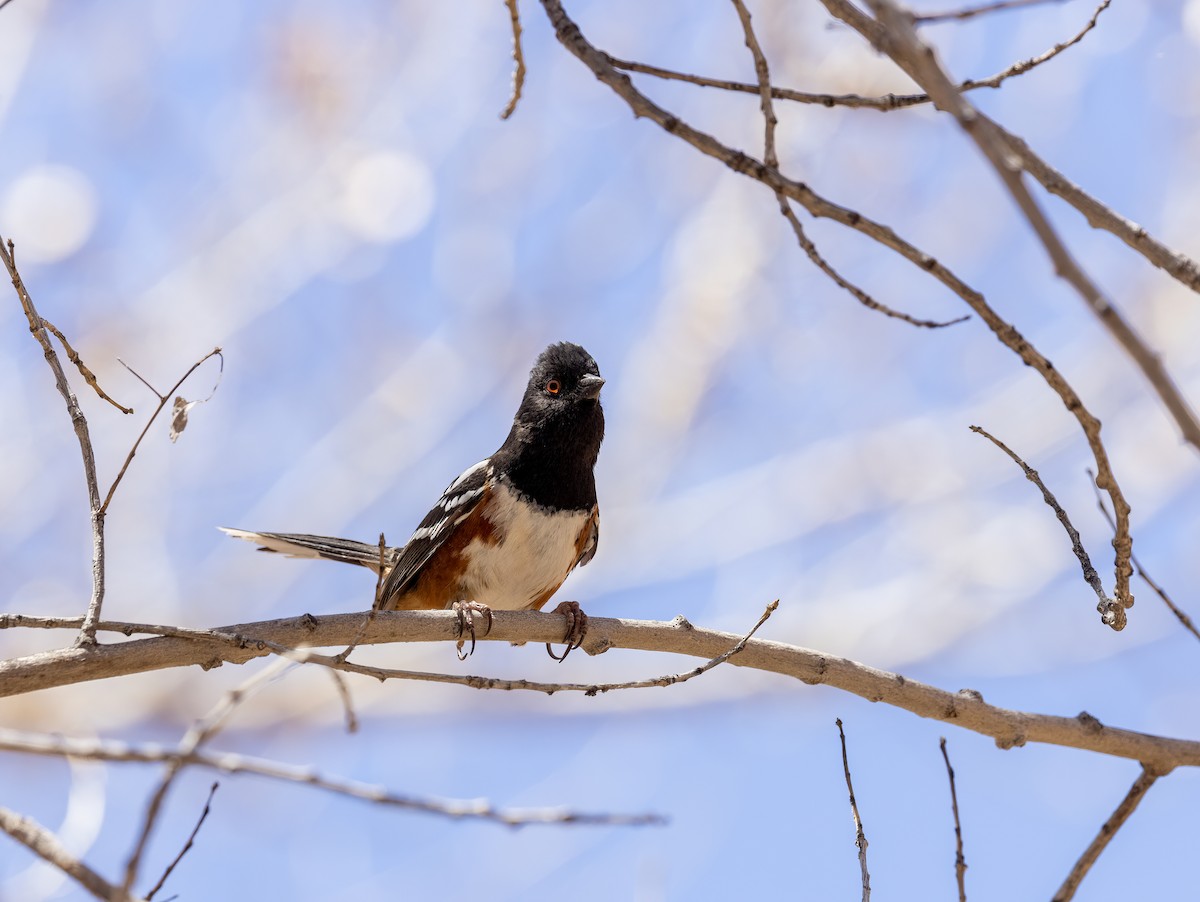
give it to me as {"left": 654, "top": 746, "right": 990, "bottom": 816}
{"left": 496, "top": 342, "right": 605, "bottom": 510}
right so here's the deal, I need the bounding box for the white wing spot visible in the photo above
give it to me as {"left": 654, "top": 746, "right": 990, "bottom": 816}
{"left": 443, "top": 485, "right": 485, "bottom": 512}
{"left": 446, "top": 459, "right": 489, "bottom": 493}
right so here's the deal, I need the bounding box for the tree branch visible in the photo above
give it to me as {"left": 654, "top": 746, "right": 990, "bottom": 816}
{"left": 499, "top": 0, "right": 527, "bottom": 119}
{"left": 836, "top": 719, "right": 871, "bottom": 901}
{"left": 102, "top": 348, "right": 223, "bottom": 515}
{"left": 3, "top": 609, "right": 1199, "bottom": 771}
{"left": 608, "top": 2, "right": 1200, "bottom": 297}
{"left": 1051, "top": 766, "right": 1162, "bottom": 901}
{"left": 913, "top": 0, "right": 1067, "bottom": 25}
{"left": 0, "top": 728, "right": 665, "bottom": 828}
{"left": 608, "top": 0, "right": 1105, "bottom": 113}
{"left": 970, "top": 425, "right": 1119, "bottom": 628}
{"left": 1087, "top": 470, "right": 1200, "bottom": 644}
{"left": 848, "top": 0, "right": 1200, "bottom": 463}
{"left": 120, "top": 658, "right": 290, "bottom": 896}
{"left": 729, "top": 0, "right": 966, "bottom": 330}
{"left": 1, "top": 236, "right": 109, "bottom": 649}
{"left": 537, "top": 0, "right": 1138, "bottom": 628}
{"left": 939, "top": 738, "right": 968, "bottom": 902}
{"left": 144, "top": 782, "right": 217, "bottom": 902}
{"left": 0, "top": 806, "right": 134, "bottom": 902}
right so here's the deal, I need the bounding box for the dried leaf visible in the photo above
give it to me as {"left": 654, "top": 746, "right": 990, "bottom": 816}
{"left": 169, "top": 397, "right": 199, "bottom": 443}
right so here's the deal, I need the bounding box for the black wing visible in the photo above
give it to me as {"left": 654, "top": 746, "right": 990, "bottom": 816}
{"left": 376, "top": 459, "right": 492, "bottom": 609}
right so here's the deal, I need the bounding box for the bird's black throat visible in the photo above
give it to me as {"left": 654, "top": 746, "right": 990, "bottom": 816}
{"left": 493, "top": 398, "right": 604, "bottom": 512}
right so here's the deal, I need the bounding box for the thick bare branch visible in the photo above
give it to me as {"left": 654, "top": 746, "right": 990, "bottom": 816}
{"left": 3, "top": 602, "right": 775, "bottom": 696}
{"left": 3, "top": 609, "right": 1199, "bottom": 771}
{"left": 303, "top": 599, "right": 778, "bottom": 694}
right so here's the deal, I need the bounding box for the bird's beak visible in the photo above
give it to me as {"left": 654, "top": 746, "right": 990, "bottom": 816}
{"left": 578, "top": 373, "right": 605, "bottom": 399}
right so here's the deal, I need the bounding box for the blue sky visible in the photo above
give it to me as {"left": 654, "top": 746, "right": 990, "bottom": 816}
{"left": 2, "top": 1, "right": 1199, "bottom": 899}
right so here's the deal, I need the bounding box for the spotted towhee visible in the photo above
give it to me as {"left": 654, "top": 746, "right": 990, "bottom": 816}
{"left": 223, "top": 342, "right": 604, "bottom": 660}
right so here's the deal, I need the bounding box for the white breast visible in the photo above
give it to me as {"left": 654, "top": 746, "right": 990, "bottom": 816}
{"left": 461, "top": 482, "right": 588, "bottom": 610}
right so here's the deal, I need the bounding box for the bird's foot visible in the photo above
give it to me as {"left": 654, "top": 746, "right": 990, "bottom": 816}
{"left": 546, "top": 600, "right": 588, "bottom": 663}
{"left": 452, "top": 601, "right": 494, "bottom": 660}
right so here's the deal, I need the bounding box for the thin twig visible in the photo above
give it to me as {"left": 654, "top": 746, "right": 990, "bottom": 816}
{"left": 0, "top": 729, "right": 666, "bottom": 827}
{"left": 779, "top": 185, "right": 968, "bottom": 327}
{"left": 1051, "top": 766, "right": 1163, "bottom": 901}
{"left": 836, "top": 719, "right": 871, "bottom": 902}
{"left": 915, "top": 0, "right": 1067, "bottom": 25}
{"left": 729, "top": 0, "right": 777, "bottom": 169}
{"left": 735, "top": 0, "right": 966, "bottom": 329}
{"left": 40, "top": 318, "right": 133, "bottom": 413}
{"left": 609, "top": 1, "right": 1108, "bottom": 114}
{"left": 5, "top": 608, "right": 1200, "bottom": 770}
{"left": 607, "top": 55, "right": 922, "bottom": 110}
{"left": 144, "top": 782, "right": 218, "bottom": 901}
{"left": 939, "top": 738, "right": 967, "bottom": 902}
{"left": 499, "top": 0, "right": 527, "bottom": 119}
{"left": 1, "top": 237, "right": 109, "bottom": 649}
{"left": 118, "top": 359, "right": 165, "bottom": 400}
{"left": 970, "top": 425, "right": 1120, "bottom": 628}
{"left": 102, "top": 348, "right": 224, "bottom": 514}
{"left": 121, "top": 658, "right": 292, "bottom": 896}
{"left": 0, "top": 806, "right": 131, "bottom": 902}
{"left": 327, "top": 669, "right": 359, "bottom": 734}
{"left": 1085, "top": 470, "right": 1200, "bottom": 643}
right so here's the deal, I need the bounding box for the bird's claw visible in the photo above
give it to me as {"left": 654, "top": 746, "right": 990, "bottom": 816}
{"left": 452, "top": 601, "right": 494, "bottom": 660}
{"left": 546, "top": 600, "right": 588, "bottom": 663}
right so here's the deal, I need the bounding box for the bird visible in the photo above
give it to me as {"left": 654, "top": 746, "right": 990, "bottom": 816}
{"left": 222, "top": 341, "right": 605, "bottom": 661}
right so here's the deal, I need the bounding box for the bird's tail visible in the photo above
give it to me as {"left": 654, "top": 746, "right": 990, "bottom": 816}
{"left": 220, "top": 528, "right": 399, "bottom": 573}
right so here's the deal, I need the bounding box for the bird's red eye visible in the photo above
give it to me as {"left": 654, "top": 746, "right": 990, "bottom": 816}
{"left": 546, "top": 379, "right": 561, "bottom": 395}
